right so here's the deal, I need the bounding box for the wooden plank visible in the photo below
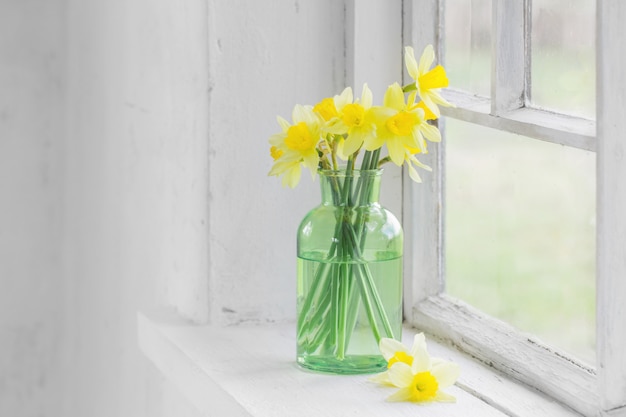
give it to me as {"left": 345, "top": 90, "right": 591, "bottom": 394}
{"left": 138, "top": 311, "right": 253, "bottom": 417}
{"left": 139, "top": 311, "right": 513, "bottom": 417}
{"left": 597, "top": 0, "right": 626, "bottom": 413}
{"left": 138, "top": 309, "right": 583, "bottom": 417}
{"left": 491, "top": 0, "right": 528, "bottom": 114}
{"left": 413, "top": 295, "right": 597, "bottom": 417}
{"left": 601, "top": 406, "right": 626, "bottom": 417}
{"left": 441, "top": 89, "right": 596, "bottom": 151}
{"left": 435, "top": 336, "right": 584, "bottom": 417}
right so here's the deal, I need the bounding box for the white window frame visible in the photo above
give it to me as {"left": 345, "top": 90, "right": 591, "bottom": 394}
{"left": 402, "top": 1, "right": 626, "bottom": 416}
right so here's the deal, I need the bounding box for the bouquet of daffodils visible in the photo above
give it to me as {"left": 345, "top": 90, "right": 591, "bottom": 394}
{"left": 268, "top": 45, "right": 452, "bottom": 373}
{"left": 269, "top": 45, "right": 452, "bottom": 185}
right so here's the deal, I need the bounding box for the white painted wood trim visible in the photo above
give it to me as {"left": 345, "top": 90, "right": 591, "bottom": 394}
{"left": 401, "top": 0, "right": 445, "bottom": 320}
{"left": 412, "top": 295, "right": 598, "bottom": 417}
{"left": 597, "top": 1, "right": 626, "bottom": 413}
{"left": 138, "top": 311, "right": 252, "bottom": 417}
{"left": 491, "top": 0, "right": 528, "bottom": 114}
{"left": 602, "top": 407, "right": 626, "bottom": 417}
{"left": 441, "top": 89, "right": 596, "bottom": 151}
{"left": 139, "top": 309, "right": 582, "bottom": 417}
{"left": 344, "top": 0, "right": 402, "bottom": 94}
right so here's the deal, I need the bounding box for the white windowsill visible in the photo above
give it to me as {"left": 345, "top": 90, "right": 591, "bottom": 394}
{"left": 138, "top": 309, "right": 581, "bottom": 417}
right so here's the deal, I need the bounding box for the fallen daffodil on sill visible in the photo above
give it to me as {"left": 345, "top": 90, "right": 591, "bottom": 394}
{"left": 371, "top": 333, "right": 461, "bottom": 404}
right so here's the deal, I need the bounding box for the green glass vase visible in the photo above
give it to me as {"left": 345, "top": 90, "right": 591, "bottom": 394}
{"left": 296, "top": 169, "right": 403, "bottom": 374}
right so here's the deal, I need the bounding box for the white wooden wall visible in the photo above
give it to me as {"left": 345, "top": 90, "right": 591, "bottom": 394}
{"left": 1, "top": 0, "right": 348, "bottom": 416}
{"left": 205, "top": 0, "right": 346, "bottom": 325}
{"left": 63, "top": 0, "right": 211, "bottom": 415}
{"left": 0, "top": 1, "right": 65, "bottom": 415}
{"left": 5, "top": 0, "right": 626, "bottom": 416}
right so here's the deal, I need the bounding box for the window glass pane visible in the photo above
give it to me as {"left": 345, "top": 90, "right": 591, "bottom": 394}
{"left": 531, "top": 0, "right": 596, "bottom": 119}
{"left": 445, "top": 118, "right": 596, "bottom": 364}
{"left": 445, "top": 0, "right": 491, "bottom": 96}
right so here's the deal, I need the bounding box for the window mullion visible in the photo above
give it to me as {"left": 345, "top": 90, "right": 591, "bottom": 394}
{"left": 597, "top": 1, "right": 626, "bottom": 414}
{"left": 492, "top": 0, "right": 528, "bottom": 115}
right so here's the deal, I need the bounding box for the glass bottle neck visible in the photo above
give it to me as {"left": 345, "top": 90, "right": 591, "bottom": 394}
{"left": 319, "top": 170, "right": 382, "bottom": 206}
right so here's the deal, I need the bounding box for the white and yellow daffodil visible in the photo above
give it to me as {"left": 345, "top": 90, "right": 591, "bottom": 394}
{"left": 371, "top": 333, "right": 460, "bottom": 404}
{"left": 404, "top": 45, "right": 453, "bottom": 117}
{"left": 369, "top": 333, "right": 427, "bottom": 385}
{"left": 327, "top": 84, "right": 376, "bottom": 157}
{"left": 366, "top": 83, "right": 441, "bottom": 166}
{"left": 268, "top": 104, "right": 323, "bottom": 187}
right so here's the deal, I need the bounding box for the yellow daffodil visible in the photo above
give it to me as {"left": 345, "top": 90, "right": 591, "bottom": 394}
{"left": 369, "top": 333, "right": 428, "bottom": 385}
{"left": 405, "top": 45, "right": 453, "bottom": 117}
{"left": 268, "top": 104, "right": 322, "bottom": 187}
{"left": 367, "top": 83, "right": 441, "bottom": 166}
{"left": 326, "top": 84, "right": 376, "bottom": 157}
{"left": 380, "top": 333, "right": 459, "bottom": 404}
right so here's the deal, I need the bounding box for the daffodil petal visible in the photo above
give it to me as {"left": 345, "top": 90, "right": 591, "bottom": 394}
{"left": 342, "top": 130, "right": 366, "bottom": 156}
{"left": 293, "top": 104, "right": 319, "bottom": 126}
{"left": 292, "top": 104, "right": 308, "bottom": 123}
{"left": 404, "top": 46, "right": 419, "bottom": 80}
{"left": 411, "top": 129, "right": 427, "bottom": 152}
{"left": 386, "top": 387, "right": 414, "bottom": 402}
{"left": 269, "top": 133, "right": 286, "bottom": 146}
{"left": 429, "top": 90, "right": 454, "bottom": 107}
{"left": 334, "top": 87, "right": 352, "bottom": 111}
{"left": 379, "top": 337, "right": 409, "bottom": 361}
{"left": 268, "top": 158, "right": 299, "bottom": 176}
{"left": 383, "top": 83, "right": 405, "bottom": 110}
{"left": 277, "top": 116, "right": 291, "bottom": 131}
{"left": 386, "top": 387, "right": 415, "bottom": 403}
{"left": 407, "top": 162, "right": 422, "bottom": 183}
{"left": 387, "top": 138, "right": 405, "bottom": 166}
{"left": 387, "top": 362, "right": 414, "bottom": 388}
{"left": 363, "top": 134, "right": 385, "bottom": 152}
{"left": 283, "top": 164, "right": 301, "bottom": 188}
{"left": 301, "top": 151, "right": 319, "bottom": 174}
{"left": 270, "top": 160, "right": 302, "bottom": 188}
{"left": 324, "top": 119, "right": 348, "bottom": 135}
{"left": 431, "top": 361, "right": 461, "bottom": 389}
{"left": 360, "top": 83, "right": 373, "bottom": 108}
{"left": 409, "top": 333, "right": 426, "bottom": 356}
{"left": 409, "top": 155, "right": 432, "bottom": 172}
{"left": 434, "top": 391, "right": 457, "bottom": 403}
{"left": 368, "top": 370, "right": 393, "bottom": 386}
{"left": 420, "top": 123, "right": 442, "bottom": 143}
{"left": 418, "top": 44, "right": 435, "bottom": 75}
{"left": 420, "top": 95, "right": 440, "bottom": 118}
{"left": 411, "top": 335, "right": 432, "bottom": 374}
{"left": 407, "top": 91, "right": 418, "bottom": 108}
